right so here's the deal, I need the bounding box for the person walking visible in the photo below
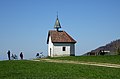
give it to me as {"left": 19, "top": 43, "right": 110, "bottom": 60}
{"left": 20, "top": 52, "right": 23, "bottom": 60}
{"left": 7, "top": 50, "right": 11, "bottom": 60}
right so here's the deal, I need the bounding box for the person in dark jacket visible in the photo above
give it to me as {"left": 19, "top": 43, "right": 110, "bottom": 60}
{"left": 7, "top": 50, "right": 11, "bottom": 60}
{"left": 20, "top": 52, "right": 23, "bottom": 60}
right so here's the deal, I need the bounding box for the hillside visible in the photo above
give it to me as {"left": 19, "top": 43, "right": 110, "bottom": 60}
{"left": 0, "top": 57, "right": 120, "bottom": 79}
{"left": 85, "top": 39, "right": 120, "bottom": 55}
{"left": 50, "top": 55, "right": 120, "bottom": 64}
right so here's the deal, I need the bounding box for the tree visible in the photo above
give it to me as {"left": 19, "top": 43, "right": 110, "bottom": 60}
{"left": 117, "top": 48, "right": 120, "bottom": 55}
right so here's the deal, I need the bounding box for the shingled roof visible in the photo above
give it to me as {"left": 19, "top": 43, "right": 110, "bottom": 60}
{"left": 47, "top": 30, "right": 76, "bottom": 44}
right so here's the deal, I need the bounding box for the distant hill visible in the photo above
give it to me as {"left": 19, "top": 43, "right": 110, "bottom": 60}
{"left": 85, "top": 39, "right": 120, "bottom": 56}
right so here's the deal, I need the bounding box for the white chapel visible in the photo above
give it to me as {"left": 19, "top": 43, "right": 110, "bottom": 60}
{"left": 47, "top": 16, "right": 76, "bottom": 57}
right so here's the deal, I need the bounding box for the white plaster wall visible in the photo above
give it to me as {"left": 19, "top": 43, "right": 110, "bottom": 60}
{"left": 70, "top": 44, "right": 75, "bottom": 56}
{"left": 48, "top": 36, "right": 54, "bottom": 57}
{"left": 53, "top": 43, "right": 75, "bottom": 57}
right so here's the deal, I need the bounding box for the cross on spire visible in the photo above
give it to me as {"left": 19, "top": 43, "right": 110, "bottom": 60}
{"left": 54, "top": 13, "right": 61, "bottom": 31}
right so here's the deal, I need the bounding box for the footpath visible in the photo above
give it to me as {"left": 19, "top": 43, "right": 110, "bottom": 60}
{"left": 33, "top": 59, "right": 120, "bottom": 68}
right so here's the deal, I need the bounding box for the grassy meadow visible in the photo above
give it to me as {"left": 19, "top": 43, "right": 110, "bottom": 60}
{"left": 0, "top": 56, "right": 120, "bottom": 79}
{"left": 50, "top": 55, "right": 120, "bottom": 64}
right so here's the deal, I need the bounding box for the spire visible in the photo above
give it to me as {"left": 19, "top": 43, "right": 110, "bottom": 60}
{"left": 54, "top": 13, "right": 61, "bottom": 31}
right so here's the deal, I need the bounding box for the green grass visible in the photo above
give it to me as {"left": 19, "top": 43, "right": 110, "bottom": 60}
{"left": 50, "top": 55, "right": 120, "bottom": 64}
{"left": 0, "top": 60, "right": 120, "bottom": 79}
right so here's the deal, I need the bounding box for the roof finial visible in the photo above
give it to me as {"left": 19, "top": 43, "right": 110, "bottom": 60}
{"left": 57, "top": 11, "right": 58, "bottom": 18}
{"left": 54, "top": 12, "right": 61, "bottom": 31}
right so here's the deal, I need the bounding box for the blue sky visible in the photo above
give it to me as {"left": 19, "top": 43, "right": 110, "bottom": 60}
{"left": 0, "top": 0, "right": 120, "bottom": 60}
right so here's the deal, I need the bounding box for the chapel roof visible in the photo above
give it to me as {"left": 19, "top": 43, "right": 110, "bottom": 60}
{"left": 47, "top": 30, "right": 76, "bottom": 44}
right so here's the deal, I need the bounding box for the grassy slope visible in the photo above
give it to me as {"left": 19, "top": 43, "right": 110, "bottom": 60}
{"left": 50, "top": 55, "right": 120, "bottom": 64}
{"left": 0, "top": 60, "right": 120, "bottom": 79}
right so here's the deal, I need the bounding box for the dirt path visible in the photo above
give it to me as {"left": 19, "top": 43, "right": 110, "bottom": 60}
{"left": 33, "top": 59, "right": 120, "bottom": 68}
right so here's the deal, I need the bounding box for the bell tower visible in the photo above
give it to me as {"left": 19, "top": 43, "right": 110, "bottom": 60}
{"left": 54, "top": 14, "right": 61, "bottom": 31}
